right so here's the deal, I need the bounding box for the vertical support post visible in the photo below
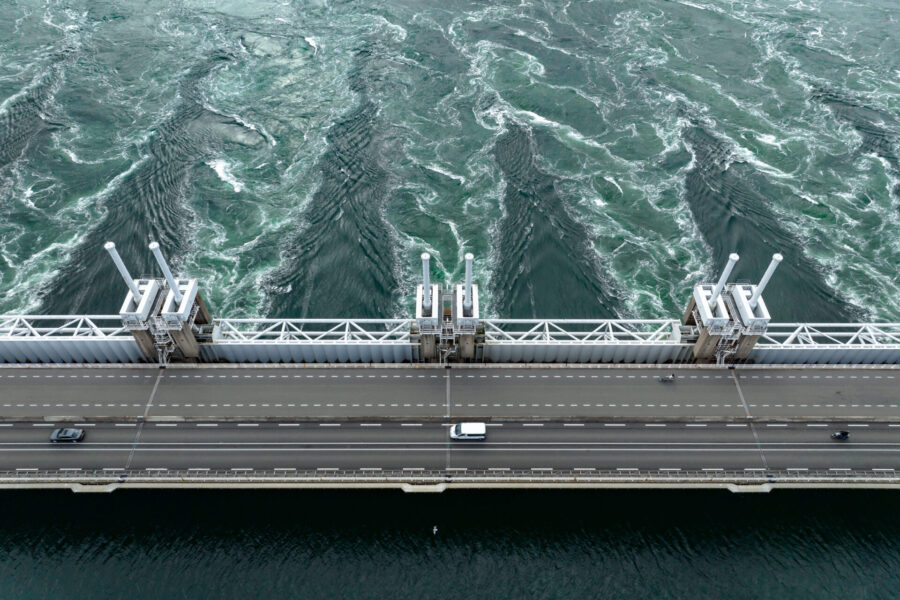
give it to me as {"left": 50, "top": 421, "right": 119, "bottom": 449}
{"left": 421, "top": 252, "right": 431, "bottom": 313}
{"left": 104, "top": 242, "right": 142, "bottom": 302}
{"left": 463, "top": 252, "right": 474, "bottom": 316}
{"left": 750, "top": 253, "right": 783, "bottom": 309}
{"left": 149, "top": 242, "right": 183, "bottom": 304}
{"left": 709, "top": 253, "right": 739, "bottom": 310}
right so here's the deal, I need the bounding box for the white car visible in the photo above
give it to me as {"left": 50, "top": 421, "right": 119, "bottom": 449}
{"left": 449, "top": 422, "right": 487, "bottom": 440}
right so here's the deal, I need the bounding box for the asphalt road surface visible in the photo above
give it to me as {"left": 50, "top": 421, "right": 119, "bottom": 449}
{"left": 1, "top": 420, "right": 898, "bottom": 473}
{"left": 0, "top": 366, "right": 897, "bottom": 420}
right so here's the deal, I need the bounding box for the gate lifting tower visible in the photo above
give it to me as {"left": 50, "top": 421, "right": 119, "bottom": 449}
{"left": 106, "top": 242, "right": 213, "bottom": 364}
{"left": 414, "top": 252, "right": 481, "bottom": 362}
{"left": 682, "top": 252, "right": 782, "bottom": 364}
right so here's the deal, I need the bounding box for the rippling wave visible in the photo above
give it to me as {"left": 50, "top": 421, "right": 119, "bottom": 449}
{"left": 1, "top": 0, "right": 898, "bottom": 320}
{"left": 1, "top": 491, "right": 899, "bottom": 598}
{"left": 490, "top": 122, "right": 620, "bottom": 318}
{"left": 264, "top": 43, "right": 397, "bottom": 318}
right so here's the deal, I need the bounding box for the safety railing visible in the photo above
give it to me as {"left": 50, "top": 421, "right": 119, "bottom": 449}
{"left": 2, "top": 468, "right": 897, "bottom": 485}
{"left": 0, "top": 315, "right": 130, "bottom": 338}
{"left": 213, "top": 319, "right": 414, "bottom": 343}
{"left": 482, "top": 320, "right": 681, "bottom": 343}
{"left": 758, "top": 323, "right": 900, "bottom": 346}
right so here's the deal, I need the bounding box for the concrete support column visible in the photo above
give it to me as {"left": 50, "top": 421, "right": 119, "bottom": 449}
{"left": 733, "top": 334, "right": 760, "bottom": 360}
{"left": 130, "top": 329, "right": 158, "bottom": 362}
{"left": 692, "top": 329, "right": 721, "bottom": 362}
{"left": 170, "top": 322, "right": 200, "bottom": 359}
{"left": 458, "top": 334, "right": 475, "bottom": 360}
{"left": 420, "top": 334, "right": 437, "bottom": 361}
{"left": 682, "top": 296, "right": 697, "bottom": 326}
{"left": 194, "top": 293, "right": 213, "bottom": 325}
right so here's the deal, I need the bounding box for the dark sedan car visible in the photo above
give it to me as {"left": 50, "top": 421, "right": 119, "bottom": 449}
{"left": 50, "top": 428, "right": 85, "bottom": 443}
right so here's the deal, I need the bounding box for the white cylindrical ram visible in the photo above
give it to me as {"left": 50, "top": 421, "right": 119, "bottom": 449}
{"left": 421, "top": 252, "right": 432, "bottom": 313}
{"left": 463, "top": 252, "right": 474, "bottom": 315}
{"left": 709, "top": 253, "right": 739, "bottom": 310}
{"left": 104, "top": 242, "right": 142, "bottom": 303}
{"left": 749, "top": 253, "right": 783, "bottom": 309}
{"left": 149, "top": 242, "right": 183, "bottom": 304}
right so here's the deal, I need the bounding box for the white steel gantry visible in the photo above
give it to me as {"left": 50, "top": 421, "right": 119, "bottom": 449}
{"left": 0, "top": 246, "right": 899, "bottom": 365}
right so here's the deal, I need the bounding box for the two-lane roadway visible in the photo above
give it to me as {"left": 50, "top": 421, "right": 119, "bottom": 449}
{"left": 1, "top": 420, "right": 898, "bottom": 474}
{"left": 0, "top": 366, "right": 898, "bottom": 420}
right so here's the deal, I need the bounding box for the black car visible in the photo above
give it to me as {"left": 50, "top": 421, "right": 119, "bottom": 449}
{"left": 831, "top": 430, "right": 850, "bottom": 441}
{"left": 50, "top": 428, "right": 85, "bottom": 443}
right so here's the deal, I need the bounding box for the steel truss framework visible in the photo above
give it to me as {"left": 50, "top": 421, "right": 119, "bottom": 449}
{"left": 1, "top": 316, "right": 900, "bottom": 364}
{"left": 482, "top": 319, "right": 681, "bottom": 343}
{"left": 215, "top": 318, "right": 413, "bottom": 343}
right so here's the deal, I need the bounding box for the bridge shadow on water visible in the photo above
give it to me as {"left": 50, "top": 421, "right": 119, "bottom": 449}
{"left": 0, "top": 491, "right": 897, "bottom": 599}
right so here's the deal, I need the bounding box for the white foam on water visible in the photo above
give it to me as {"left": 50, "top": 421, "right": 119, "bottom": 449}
{"left": 425, "top": 164, "right": 466, "bottom": 184}
{"left": 206, "top": 159, "right": 244, "bottom": 193}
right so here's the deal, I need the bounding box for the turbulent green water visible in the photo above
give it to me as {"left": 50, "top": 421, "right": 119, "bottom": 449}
{"left": 1, "top": 0, "right": 898, "bottom": 320}
{"left": 2, "top": 2, "right": 900, "bottom": 595}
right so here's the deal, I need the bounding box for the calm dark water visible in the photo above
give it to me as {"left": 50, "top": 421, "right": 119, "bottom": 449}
{"left": 0, "top": 491, "right": 898, "bottom": 599}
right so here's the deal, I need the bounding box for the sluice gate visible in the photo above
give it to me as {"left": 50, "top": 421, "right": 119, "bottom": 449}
{"left": 1, "top": 244, "right": 899, "bottom": 365}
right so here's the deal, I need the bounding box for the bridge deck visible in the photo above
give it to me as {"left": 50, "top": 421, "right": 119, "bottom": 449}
{"left": 0, "top": 421, "right": 897, "bottom": 475}
{"left": 0, "top": 365, "right": 897, "bottom": 420}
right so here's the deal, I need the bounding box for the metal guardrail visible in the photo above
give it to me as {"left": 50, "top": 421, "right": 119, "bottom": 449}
{"left": 2, "top": 468, "right": 897, "bottom": 484}
{"left": 3, "top": 316, "right": 900, "bottom": 350}
{"left": 483, "top": 320, "right": 682, "bottom": 343}
{"left": 213, "top": 319, "right": 414, "bottom": 343}
{"left": 758, "top": 323, "right": 900, "bottom": 346}
{"left": 0, "top": 315, "right": 130, "bottom": 338}
{"left": 2, "top": 316, "right": 900, "bottom": 365}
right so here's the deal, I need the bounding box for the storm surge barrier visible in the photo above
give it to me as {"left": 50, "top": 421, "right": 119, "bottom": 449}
{"left": 2, "top": 245, "right": 899, "bottom": 365}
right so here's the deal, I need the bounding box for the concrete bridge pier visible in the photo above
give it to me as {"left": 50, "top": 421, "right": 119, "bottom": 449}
{"left": 683, "top": 254, "right": 738, "bottom": 362}
{"left": 455, "top": 253, "right": 479, "bottom": 361}
{"left": 105, "top": 242, "right": 160, "bottom": 362}
{"left": 416, "top": 253, "right": 440, "bottom": 361}
{"left": 729, "top": 254, "right": 781, "bottom": 359}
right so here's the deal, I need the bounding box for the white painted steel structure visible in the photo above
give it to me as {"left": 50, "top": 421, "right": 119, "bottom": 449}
{"left": 0, "top": 315, "right": 899, "bottom": 364}
{"left": 482, "top": 319, "right": 691, "bottom": 363}
{"left": 0, "top": 315, "right": 142, "bottom": 363}
{"left": 202, "top": 319, "right": 416, "bottom": 363}
{"left": 750, "top": 323, "right": 900, "bottom": 365}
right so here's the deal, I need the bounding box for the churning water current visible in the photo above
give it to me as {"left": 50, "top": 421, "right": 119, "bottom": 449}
{"left": 0, "top": 0, "right": 898, "bottom": 320}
